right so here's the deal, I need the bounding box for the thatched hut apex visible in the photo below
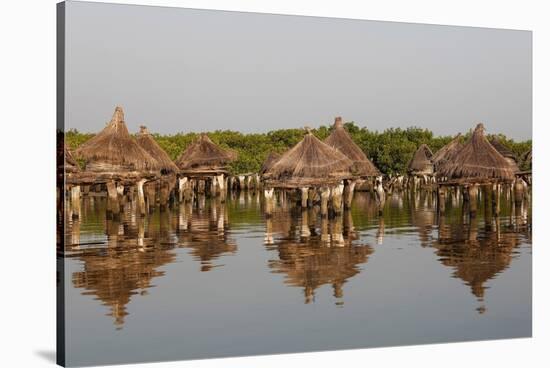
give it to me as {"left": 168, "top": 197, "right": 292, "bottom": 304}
{"left": 324, "top": 117, "right": 380, "bottom": 177}
{"left": 263, "top": 129, "right": 355, "bottom": 188}
{"left": 74, "top": 106, "right": 160, "bottom": 174}
{"left": 175, "top": 133, "right": 237, "bottom": 175}
{"left": 136, "top": 125, "right": 179, "bottom": 174}
{"left": 408, "top": 144, "right": 434, "bottom": 175}
{"left": 432, "top": 134, "right": 463, "bottom": 172}
{"left": 438, "top": 123, "right": 516, "bottom": 182}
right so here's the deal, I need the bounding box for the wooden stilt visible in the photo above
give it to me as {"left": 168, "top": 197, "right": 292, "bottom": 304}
{"left": 70, "top": 185, "right": 81, "bottom": 219}
{"left": 331, "top": 182, "right": 344, "bottom": 216}
{"left": 238, "top": 175, "right": 245, "bottom": 191}
{"left": 217, "top": 174, "right": 226, "bottom": 202}
{"left": 320, "top": 186, "right": 330, "bottom": 217}
{"left": 468, "top": 184, "right": 478, "bottom": 217}
{"left": 344, "top": 180, "right": 356, "bottom": 209}
{"left": 106, "top": 181, "right": 119, "bottom": 218}
{"left": 300, "top": 187, "right": 309, "bottom": 208}
{"left": 264, "top": 188, "right": 274, "bottom": 217}
{"left": 136, "top": 179, "right": 146, "bottom": 217}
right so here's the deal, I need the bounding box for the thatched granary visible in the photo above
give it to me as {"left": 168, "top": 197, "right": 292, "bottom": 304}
{"left": 408, "top": 144, "right": 434, "bottom": 175}
{"left": 324, "top": 117, "right": 380, "bottom": 177}
{"left": 74, "top": 106, "right": 160, "bottom": 174}
{"left": 136, "top": 125, "right": 179, "bottom": 174}
{"left": 438, "top": 124, "right": 516, "bottom": 182}
{"left": 432, "top": 134, "right": 463, "bottom": 172}
{"left": 260, "top": 152, "right": 282, "bottom": 175}
{"left": 175, "top": 133, "right": 237, "bottom": 175}
{"left": 489, "top": 137, "right": 519, "bottom": 173}
{"left": 263, "top": 130, "right": 354, "bottom": 188}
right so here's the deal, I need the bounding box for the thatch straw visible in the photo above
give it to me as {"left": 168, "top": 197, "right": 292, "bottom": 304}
{"left": 260, "top": 151, "right": 282, "bottom": 175}
{"left": 136, "top": 126, "right": 179, "bottom": 174}
{"left": 438, "top": 123, "right": 516, "bottom": 181}
{"left": 432, "top": 134, "right": 463, "bottom": 172}
{"left": 324, "top": 117, "right": 380, "bottom": 177}
{"left": 263, "top": 129, "right": 355, "bottom": 187}
{"left": 74, "top": 106, "right": 160, "bottom": 172}
{"left": 521, "top": 149, "right": 532, "bottom": 171}
{"left": 408, "top": 144, "right": 434, "bottom": 173}
{"left": 175, "top": 133, "right": 237, "bottom": 173}
{"left": 489, "top": 137, "right": 519, "bottom": 172}
{"left": 65, "top": 146, "right": 80, "bottom": 173}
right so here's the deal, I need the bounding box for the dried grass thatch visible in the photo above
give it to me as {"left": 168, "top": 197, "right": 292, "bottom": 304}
{"left": 136, "top": 126, "right": 179, "bottom": 174}
{"left": 489, "top": 137, "right": 519, "bottom": 173}
{"left": 521, "top": 149, "right": 532, "bottom": 171}
{"left": 74, "top": 107, "right": 160, "bottom": 173}
{"left": 260, "top": 151, "right": 282, "bottom": 175}
{"left": 175, "top": 134, "right": 237, "bottom": 174}
{"left": 438, "top": 124, "right": 516, "bottom": 182}
{"left": 324, "top": 117, "right": 380, "bottom": 177}
{"left": 408, "top": 144, "right": 434, "bottom": 174}
{"left": 432, "top": 134, "right": 463, "bottom": 172}
{"left": 263, "top": 130, "right": 355, "bottom": 187}
{"left": 64, "top": 146, "right": 80, "bottom": 173}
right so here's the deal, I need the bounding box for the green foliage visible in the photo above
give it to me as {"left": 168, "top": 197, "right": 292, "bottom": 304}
{"left": 64, "top": 124, "right": 532, "bottom": 175}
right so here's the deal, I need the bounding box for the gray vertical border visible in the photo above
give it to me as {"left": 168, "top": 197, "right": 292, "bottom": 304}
{"left": 56, "top": 1, "right": 66, "bottom": 366}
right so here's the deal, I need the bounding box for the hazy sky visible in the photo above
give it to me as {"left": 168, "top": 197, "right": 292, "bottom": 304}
{"left": 65, "top": 1, "right": 532, "bottom": 140}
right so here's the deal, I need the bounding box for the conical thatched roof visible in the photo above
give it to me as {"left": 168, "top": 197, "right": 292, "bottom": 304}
{"left": 432, "top": 134, "right": 463, "bottom": 172}
{"left": 74, "top": 106, "right": 160, "bottom": 173}
{"left": 260, "top": 151, "right": 281, "bottom": 175}
{"left": 175, "top": 134, "right": 237, "bottom": 173}
{"left": 408, "top": 144, "right": 434, "bottom": 174}
{"left": 324, "top": 117, "right": 380, "bottom": 177}
{"left": 438, "top": 124, "right": 516, "bottom": 181}
{"left": 263, "top": 129, "right": 355, "bottom": 187}
{"left": 489, "top": 137, "right": 519, "bottom": 172}
{"left": 136, "top": 126, "right": 179, "bottom": 174}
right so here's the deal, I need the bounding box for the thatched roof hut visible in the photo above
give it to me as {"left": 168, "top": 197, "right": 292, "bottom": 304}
{"left": 136, "top": 126, "right": 179, "bottom": 174}
{"left": 260, "top": 152, "right": 281, "bottom": 175}
{"left": 263, "top": 129, "right": 355, "bottom": 188}
{"left": 432, "top": 134, "right": 463, "bottom": 172}
{"left": 175, "top": 134, "right": 237, "bottom": 175}
{"left": 489, "top": 137, "right": 519, "bottom": 173}
{"left": 438, "top": 124, "right": 516, "bottom": 182}
{"left": 521, "top": 149, "right": 532, "bottom": 171}
{"left": 64, "top": 146, "right": 80, "bottom": 173}
{"left": 408, "top": 144, "right": 434, "bottom": 175}
{"left": 74, "top": 106, "right": 160, "bottom": 173}
{"left": 324, "top": 117, "right": 380, "bottom": 177}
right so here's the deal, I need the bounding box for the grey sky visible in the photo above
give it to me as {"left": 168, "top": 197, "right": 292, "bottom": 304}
{"left": 65, "top": 1, "right": 532, "bottom": 140}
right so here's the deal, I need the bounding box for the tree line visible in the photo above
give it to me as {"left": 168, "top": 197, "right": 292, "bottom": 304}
{"left": 65, "top": 122, "right": 532, "bottom": 175}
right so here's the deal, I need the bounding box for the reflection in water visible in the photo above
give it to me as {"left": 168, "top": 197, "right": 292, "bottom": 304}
{"left": 265, "top": 208, "right": 373, "bottom": 305}
{"left": 65, "top": 189, "right": 531, "bottom": 329}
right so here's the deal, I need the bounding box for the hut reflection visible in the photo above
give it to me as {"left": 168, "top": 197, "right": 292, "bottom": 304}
{"left": 177, "top": 200, "right": 237, "bottom": 272}
{"left": 68, "top": 206, "right": 177, "bottom": 329}
{"left": 265, "top": 209, "right": 373, "bottom": 305}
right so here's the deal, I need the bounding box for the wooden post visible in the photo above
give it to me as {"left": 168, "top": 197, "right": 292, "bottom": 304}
{"left": 320, "top": 186, "right": 330, "bottom": 217}
{"left": 264, "top": 188, "right": 274, "bottom": 217}
{"left": 70, "top": 185, "right": 81, "bottom": 219}
{"left": 246, "top": 175, "right": 253, "bottom": 192}
{"left": 320, "top": 216, "right": 330, "bottom": 243}
{"left": 331, "top": 215, "right": 344, "bottom": 246}
{"left": 468, "top": 184, "right": 478, "bottom": 216}
{"left": 300, "top": 209, "right": 310, "bottom": 238}
{"left": 437, "top": 185, "right": 446, "bottom": 214}
{"left": 238, "top": 175, "right": 245, "bottom": 191}
{"left": 136, "top": 179, "right": 146, "bottom": 217}
{"left": 344, "top": 180, "right": 356, "bottom": 209}
{"left": 300, "top": 187, "right": 309, "bottom": 208}
{"left": 106, "top": 181, "right": 119, "bottom": 218}
{"left": 178, "top": 177, "right": 186, "bottom": 202}
{"left": 331, "top": 182, "right": 344, "bottom": 216}
{"left": 374, "top": 176, "right": 385, "bottom": 215}
{"left": 217, "top": 174, "right": 226, "bottom": 202}
{"left": 307, "top": 188, "right": 316, "bottom": 207}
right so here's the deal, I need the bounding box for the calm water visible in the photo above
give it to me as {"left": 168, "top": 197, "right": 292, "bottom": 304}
{"left": 62, "top": 190, "right": 532, "bottom": 367}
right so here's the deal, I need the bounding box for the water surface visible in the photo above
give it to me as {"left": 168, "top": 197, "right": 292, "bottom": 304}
{"left": 63, "top": 190, "right": 532, "bottom": 366}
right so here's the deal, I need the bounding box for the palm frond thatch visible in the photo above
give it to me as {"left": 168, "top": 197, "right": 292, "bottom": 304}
{"left": 489, "top": 137, "right": 519, "bottom": 172}
{"left": 263, "top": 130, "right": 355, "bottom": 187}
{"left": 438, "top": 123, "right": 516, "bottom": 181}
{"left": 324, "top": 117, "right": 380, "bottom": 177}
{"left": 175, "top": 133, "right": 237, "bottom": 173}
{"left": 74, "top": 106, "right": 160, "bottom": 172}
{"left": 136, "top": 126, "right": 179, "bottom": 174}
{"left": 408, "top": 144, "right": 434, "bottom": 174}
{"left": 432, "top": 134, "right": 463, "bottom": 172}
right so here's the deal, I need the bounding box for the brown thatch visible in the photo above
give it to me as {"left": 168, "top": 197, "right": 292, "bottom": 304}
{"left": 260, "top": 152, "right": 281, "bottom": 175}
{"left": 136, "top": 126, "right": 179, "bottom": 174}
{"left": 324, "top": 117, "right": 380, "bottom": 177}
{"left": 489, "top": 137, "right": 519, "bottom": 173}
{"left": 175, "top": 134, "right": 237, "bottom": 174}
{"left": 408, "top": 144, "right": 434, "bottom": 174}
{"left": 521, "top": 149, "right": 532, "bottom": 171}
{"left": 432, "top": 134, "right": 463, "bottom": 172}
{"left": 74, "top": 106, "right": 160, "bottom": 173}
{"left": 439, "top": 124, "right": 516, "bottom": 182}
{"left": 263, "top": 130, "right": 355, "bottom": 187}
{"left": 65, "top": 146, "right": 80, "bottom": 173}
